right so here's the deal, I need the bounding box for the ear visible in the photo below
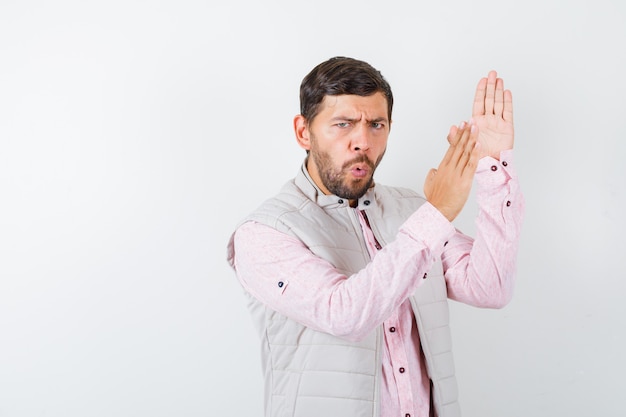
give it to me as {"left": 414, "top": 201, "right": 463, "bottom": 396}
{"left": 293, "top": 114, "right": 311, "bottom": 151}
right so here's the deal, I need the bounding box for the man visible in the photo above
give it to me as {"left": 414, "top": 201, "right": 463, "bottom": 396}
{"left": 227, "top": 56, "right": 523, "bottom": 417}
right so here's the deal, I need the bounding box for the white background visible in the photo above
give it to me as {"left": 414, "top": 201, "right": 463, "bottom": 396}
{"left": 1, "top": 0, "right": 624, "bottom": 416}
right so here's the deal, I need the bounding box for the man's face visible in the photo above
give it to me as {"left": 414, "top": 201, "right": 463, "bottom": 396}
{"left": 297, "top": 92, "right": 390, "bottom": 200}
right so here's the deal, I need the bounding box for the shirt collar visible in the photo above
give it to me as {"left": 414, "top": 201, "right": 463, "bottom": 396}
{"left": 294, "top": 158, "right": 377, "bottom": 210}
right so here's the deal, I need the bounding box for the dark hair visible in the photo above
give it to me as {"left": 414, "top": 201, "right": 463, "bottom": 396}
{"left": 299, "top": 56, "right": 393, "bottom": 123}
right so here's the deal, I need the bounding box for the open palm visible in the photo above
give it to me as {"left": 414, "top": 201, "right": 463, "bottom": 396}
{"left": 471, "top": 70, "right": 514, "bottom": 160}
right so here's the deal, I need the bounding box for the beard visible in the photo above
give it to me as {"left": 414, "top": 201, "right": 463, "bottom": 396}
{"left": 309, "top": 138, "right": 385, "bottom": 200}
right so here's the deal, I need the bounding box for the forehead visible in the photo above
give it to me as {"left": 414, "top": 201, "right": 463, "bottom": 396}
{"left": 317, "top": 92, "right": 389, "bottom": 119}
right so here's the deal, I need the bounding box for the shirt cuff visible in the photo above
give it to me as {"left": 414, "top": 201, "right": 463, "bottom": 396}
{"left": 475, "top": 149, "right": 517, "bottom": 189}
{"left": 399, "top": 202, "right": 456, "bottom": 258}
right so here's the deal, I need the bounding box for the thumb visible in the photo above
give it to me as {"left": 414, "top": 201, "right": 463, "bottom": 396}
{"left": 423, "top": 168, "right": 437, "bottom": 199}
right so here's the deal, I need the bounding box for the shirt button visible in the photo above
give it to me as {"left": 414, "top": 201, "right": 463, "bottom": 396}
{"left": 389, "top": 327, "right": 396, "bottom": 333}
{"left": 502, "top": 161, "right": 508, "bottom": 167}
{"left": 406, "top": 414, "right": 411, "bottom": 417}
{"left": 363, "top": 200, "right": 370, "bottom": 205}
{"left": 278, "top": 281, "right": 284, "bottom": 288}
{"left": 338, "top": 199, "right": 344, "bottom": 204}
{"left": 506, "top": 201, "right": 512, "bottom": 207}
{"left": 423, "top": 273, "right": 428, "bottom": 279}
{"left": 444, "top": 241, "right": 448, "bottom": 247}
{"left": 399, "top": 367, "right": 405, "bottom": 373}
{"left": 491, "top": 165, "right": 498, "bottom": 171}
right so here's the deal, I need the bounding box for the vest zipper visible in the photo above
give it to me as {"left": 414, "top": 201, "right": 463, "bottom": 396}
{"left": 360, "top": 210, "right": 383, "bottom": 250}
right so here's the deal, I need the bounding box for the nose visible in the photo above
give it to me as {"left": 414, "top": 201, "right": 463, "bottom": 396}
{"left": 351, "top": 124, "right": 372, "bottom": 152}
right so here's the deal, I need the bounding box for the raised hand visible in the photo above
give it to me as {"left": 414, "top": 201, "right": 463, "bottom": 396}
{"left": 471, "top": 70, "right": 514, "bottom": 160}
{"left": 424, "top": 122, "right": 480, "bottom": 222}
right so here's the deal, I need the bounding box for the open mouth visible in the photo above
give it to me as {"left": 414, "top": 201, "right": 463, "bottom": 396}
{"left": 350, "top": 164, "right": 369, "bottom": 178}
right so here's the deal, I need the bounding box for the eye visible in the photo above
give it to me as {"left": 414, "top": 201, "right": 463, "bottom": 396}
{"left": 336, "top": 122, "right": 350, "bottom": 128}
{"left": 371, "top": 122, "right": 384, "bottom": 129}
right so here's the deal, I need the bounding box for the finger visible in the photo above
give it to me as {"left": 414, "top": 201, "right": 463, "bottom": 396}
{"left": 446, "top": 125, "right": 457, "bottom": 145}
{"left": 457, "top": 126, "right": 477, "bottom": 171}
{"left": 450, "top": 124, "right": 473, "bottom": 169}
{"left": 443, "top": 121, "right": 473, "bottom": 168}
{"left": 447, "top": 121, "right": 465, "bottom": 145}
{"left": 503, "top": 89, "right": 514, "bottom": 124}
{"left": 441, "top": 123, "right": 468, "bottom": 166}
{"left": 461, "top": 133, "right": 481, "bottom": 179}
{"left": 440, "top": 136, "right": 458, "bottom": 167}
{"left": 484, "top": 70, "right": 497, "bottom": 115}
{"left": 494, "top": 77, "right": 504, "bottom": 117}
{"left": 472, "top": 77, "right": 487, "bottom": 117}
{"left": 456, "top": 124, "right": 479, "bottom": 178}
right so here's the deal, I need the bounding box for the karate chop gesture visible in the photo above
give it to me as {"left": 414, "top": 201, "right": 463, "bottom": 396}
{"left": 471, "top": 70, "right": 514, "bottom": 159}
{"left": 424, "top": 123, "right": 480, "bottom": 222}
{"left": 424, "top": 70, "right": 514, "bottom": 221}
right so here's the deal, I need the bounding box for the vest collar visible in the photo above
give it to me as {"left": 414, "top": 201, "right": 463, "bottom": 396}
{"left": 295, "top": 158, "right": 377, "bottom": 210}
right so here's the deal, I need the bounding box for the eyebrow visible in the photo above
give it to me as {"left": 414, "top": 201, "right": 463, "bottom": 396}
{"left": 330, "top": 116, "right": 389, "bottom": 124}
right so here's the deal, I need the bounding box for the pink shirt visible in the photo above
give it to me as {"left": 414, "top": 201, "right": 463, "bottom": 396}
{"left": 232, "top": 151, "right": 524, "bottom": 417}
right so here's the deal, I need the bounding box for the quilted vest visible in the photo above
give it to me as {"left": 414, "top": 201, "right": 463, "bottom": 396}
{"left": 228, "top": 164, "right": 461, "bottom": 417}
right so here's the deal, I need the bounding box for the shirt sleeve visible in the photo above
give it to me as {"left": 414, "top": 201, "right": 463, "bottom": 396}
{"left": 443, "top": 149, "right": 525, "bottom": 308}
{"left": 231, "top": 203, "right": 456, "bottom": 342}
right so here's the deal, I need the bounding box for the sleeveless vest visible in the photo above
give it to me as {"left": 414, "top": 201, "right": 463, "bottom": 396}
{"left": 228, "top": 165, "right": 461, "bottom": 417}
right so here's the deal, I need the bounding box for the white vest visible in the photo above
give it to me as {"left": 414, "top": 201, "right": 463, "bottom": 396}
{"left": 228, "top": 165, "right": 461, "bottom": 417}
